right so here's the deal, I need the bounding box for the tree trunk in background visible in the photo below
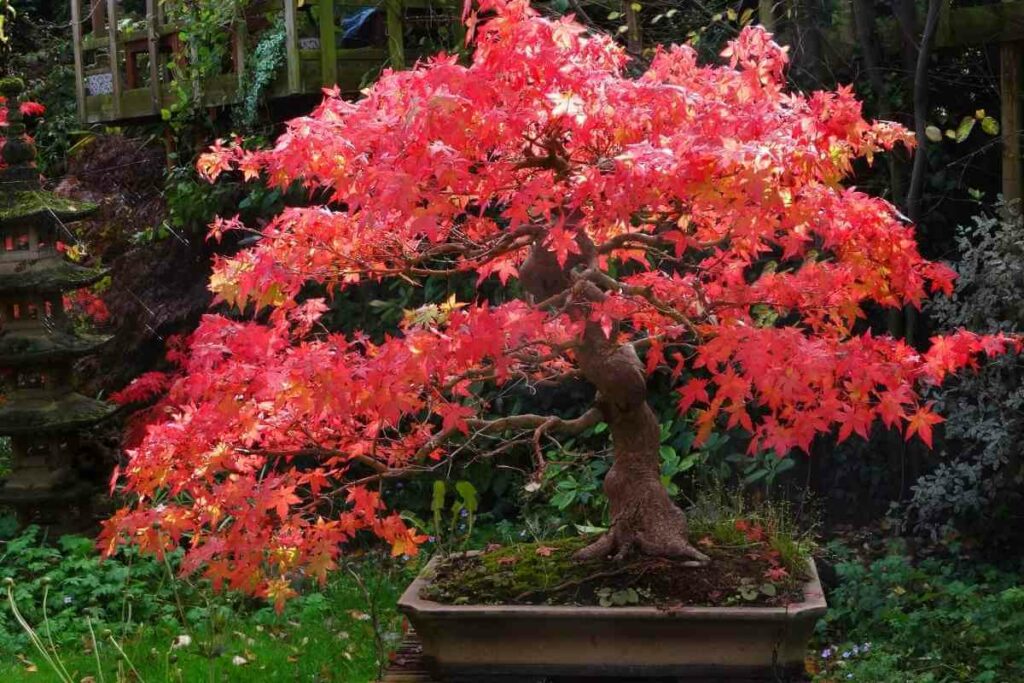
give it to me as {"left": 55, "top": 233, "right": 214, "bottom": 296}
{"left": 893, "top": 0, "right": 920, "bottom": 90}
{"left": 906, "top": 0, "right": 942, "bottom": 225}
{"left": 851, "top": 0, "right": 904, "bottom": 204}
{"left": 789, "top": 0, "right": 824, "bottom": 88}
{"left": 898, "top": 0, "right": 940, "bottom": 347}
{"left": 1000, "top": 43, "right": 1022, "bottom": 211}
{"left": 623, "top": 0, "right": 642, "bottom": 56}
{"left": 759, "top": 0, "right": 776, "bottom": 33}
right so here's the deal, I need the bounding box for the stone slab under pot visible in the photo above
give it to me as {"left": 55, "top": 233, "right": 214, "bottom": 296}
{"left": 397, "top": 554, "right": 827, "bottom": 681}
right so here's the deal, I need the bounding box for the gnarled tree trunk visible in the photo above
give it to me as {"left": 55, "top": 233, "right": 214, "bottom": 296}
{"left": 519, "top": 238, "right": 709, "bottom": 565}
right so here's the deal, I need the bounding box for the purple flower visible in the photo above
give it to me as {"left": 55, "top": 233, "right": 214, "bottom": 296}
{"left": 821, "top": 647, "right": 833, "bottom": 659}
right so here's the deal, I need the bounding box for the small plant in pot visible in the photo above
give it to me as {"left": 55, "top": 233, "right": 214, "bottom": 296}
{"left": 101, "top": 0, "right": 1019, "bottom": 679}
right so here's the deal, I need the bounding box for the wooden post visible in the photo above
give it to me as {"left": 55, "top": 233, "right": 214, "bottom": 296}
{"left": 105, "top": 0, "right": 122, "bottom": 120}
{"left": 90, "top": 0, "right": 106, "bottom": 38}
{"left": 385, "top": 0, "right": 405, "bottom": 70}
{"left": 146, "top": 0, "right": 161, "bottom": 114}
{"left": 234, "top": 19, "right": 248, "bottom": 89}
{"left": 1001, "top": 42, "right": 1022, "bottom": 209}
{"left": 283, "top": 0, "right": 301, "bottom": 93}
{"left": 319, "top": 0, "right": 338, "bottom": 87}
{"left": 70, "top": 0, "right": 87, "bottom": 120}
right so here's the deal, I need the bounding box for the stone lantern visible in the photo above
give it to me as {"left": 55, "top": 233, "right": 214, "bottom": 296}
{"left": 0, "top": 76, "right": 116, "bottom": 525}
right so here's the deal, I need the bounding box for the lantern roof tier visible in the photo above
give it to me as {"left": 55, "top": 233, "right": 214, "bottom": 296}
{"left": 0, "top": 189, "right": 98, "bottom": 228}
{"left": 0, "top": 259, "right": 108, "bottom": 294}
{"left": 0, "top": 329, "right": 112, "bottom": 365}
{"left": 0, "top": 390, "right": 117, "bottom": 435}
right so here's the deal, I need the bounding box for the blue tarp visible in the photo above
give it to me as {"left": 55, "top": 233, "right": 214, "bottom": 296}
{"left": 341, "top": 7, "right": 378, "bottom": 46}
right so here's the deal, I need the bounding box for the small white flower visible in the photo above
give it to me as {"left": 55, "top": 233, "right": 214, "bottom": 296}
{"left": 62, "top": 596, "right": 73, "bottom": 605}
{"left": 231, "top": 655, "right": 248, "bottom": 666}
{"left": 171, "top": 634, "right": 192, "bottom": 649}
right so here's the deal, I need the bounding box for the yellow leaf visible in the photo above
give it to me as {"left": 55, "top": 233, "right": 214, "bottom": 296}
{"left": 975, "top": 109, "right": 985, "bottom": 119}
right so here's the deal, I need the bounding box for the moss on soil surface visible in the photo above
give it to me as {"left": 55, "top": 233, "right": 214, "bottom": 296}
{"left": 421, "top": 537, "right": 807, "bottom": 608}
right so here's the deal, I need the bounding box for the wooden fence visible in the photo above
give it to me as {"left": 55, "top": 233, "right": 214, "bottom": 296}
{"left": 70, "top": 0, "right": 457, "bottom": 124}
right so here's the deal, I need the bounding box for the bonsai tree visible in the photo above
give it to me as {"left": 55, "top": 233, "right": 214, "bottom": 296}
{"left": 103, "top": 0, "right": 1017, "bottom": 607}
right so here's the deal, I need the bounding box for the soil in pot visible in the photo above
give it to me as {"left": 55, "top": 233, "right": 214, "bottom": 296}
{"left": 421, "top": 536, "right": 808, "bottom": 608}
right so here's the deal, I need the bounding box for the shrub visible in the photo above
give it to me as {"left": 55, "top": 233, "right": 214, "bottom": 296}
{"left": 903, "top": 210, "right": 1024, "bottom": 541}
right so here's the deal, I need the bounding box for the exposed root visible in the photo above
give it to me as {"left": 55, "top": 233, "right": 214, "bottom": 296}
{"left": 574, "top": 524, "right": 710, "bottom": 567}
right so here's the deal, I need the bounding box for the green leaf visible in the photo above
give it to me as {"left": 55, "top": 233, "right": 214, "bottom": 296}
{"left": 593, "top": 422, "right": 608, "bottom": 434}
{"left": 774, "top": 458, "right": 796, "bottom": 474}
{"left": 607, "top": 11, "right": 621, "bottom": 19}
{"left": 924, "top": 125, "right": 942, "bottom": 143}
{"left": 678, "top": 454, "right": 699, "bottom": 472}
{"left": 760, "top": 582, "right": 777, "bottom": 597}
{"left": 955, "top": 116, "right": 976, "bottom": 143}
{"left": 981, "top": 116, "right": 1000, "bottom": 135}
{"left": 743, "top": 469, "right": 769, "bottom": 485}
{"left": 455, "top": 480, "right": 478, "bottom": 512}
{"left": 659, "top": 445, "right": 677, "bottom": 461}
{"left": 431, "top": 480, "right": 447, "bottom": 514}
{"left": 550, "top": 490, "right": 576, "bottom": 510}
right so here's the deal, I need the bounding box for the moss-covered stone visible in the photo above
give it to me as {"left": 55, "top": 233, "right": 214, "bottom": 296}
{"left": 0, "top": 391, "right": 117, "bottom": 434}
{"left": 1, "top": 138, "right": 35, "bottom": 166}
{"left": 0, "top": 76, "right": 25, "bottom": 98}
{"left": 0, "top": 330, "right": 112, "bottom": 364}
{"left": 0, "top": 191, "right": 98, "bottom": 226}
{"left": 0, "top": 261, "right": 108, "bottom": 293}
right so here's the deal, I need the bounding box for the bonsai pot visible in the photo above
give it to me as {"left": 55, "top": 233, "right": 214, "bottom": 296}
{"left": 398, "top": 554, "right": 827, "bottom": 681}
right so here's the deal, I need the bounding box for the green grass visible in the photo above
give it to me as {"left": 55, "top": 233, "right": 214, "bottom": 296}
{"left": 1, "top": 571, "right": 406, "bottom": 682}
{"left": 0, "top": 525, "right": 416, "bottom": 683}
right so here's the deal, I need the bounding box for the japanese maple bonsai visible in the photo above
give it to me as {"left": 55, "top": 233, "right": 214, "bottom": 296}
{"left": 104, "top": 0, "right": 1015, "bottom": 619}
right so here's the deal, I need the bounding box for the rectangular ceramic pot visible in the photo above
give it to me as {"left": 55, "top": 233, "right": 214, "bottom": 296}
{"left": 398, "top": 554, "right": 827, "bottom": 681}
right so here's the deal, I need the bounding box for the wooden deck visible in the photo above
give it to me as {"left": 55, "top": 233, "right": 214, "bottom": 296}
{"left": 70, "top": 0, "right": 457, "bottom": 124}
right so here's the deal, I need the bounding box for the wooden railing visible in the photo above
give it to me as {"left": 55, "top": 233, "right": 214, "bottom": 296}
{"left": 70, "top": 0, "right": 457, "bottom": 124}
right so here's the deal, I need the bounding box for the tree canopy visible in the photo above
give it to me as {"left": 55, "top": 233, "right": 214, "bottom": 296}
{"left": 102, "top": 0, "right": 1017, "bottom": 609}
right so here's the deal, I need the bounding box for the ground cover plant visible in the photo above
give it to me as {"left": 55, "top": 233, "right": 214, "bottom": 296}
{"left": 0, "top": 524, "right": 411, "bottom": 682}
{"left": 100, "top": 0, "right": 1018, "bottom": 608}
{"left": 811, "top": 540, "right": 1024, "bottom": 682}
